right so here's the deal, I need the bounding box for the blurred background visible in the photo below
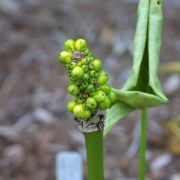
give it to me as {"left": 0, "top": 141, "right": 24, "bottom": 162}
{"left": 0, "top": 0, "right": 180, "bottom": 179}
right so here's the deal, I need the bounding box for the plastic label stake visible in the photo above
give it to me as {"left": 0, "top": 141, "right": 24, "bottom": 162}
{"left": 56, "top": 151, "right": 83, "bottom": 180}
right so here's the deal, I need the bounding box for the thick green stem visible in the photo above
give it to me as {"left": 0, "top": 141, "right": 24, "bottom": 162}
{"left": 84, "top": 131, "right": 104, "bottom": 180}
{"left": 138, "top": 108, "right": 148, "bottom": 180}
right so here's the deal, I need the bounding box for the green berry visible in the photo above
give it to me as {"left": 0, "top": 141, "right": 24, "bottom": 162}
{"left": 83, "top": 73, "right": 90, "bottom": 81}
{"left": 71, "top": 66, "right": 84, "bottom": 79}
{"left": 95, "top": 72, "right": 99, "bottom": 77}
{"left": 86, "top": 97, "right": 97, "bottom": 109}
{"left": 91, "top": 78, "right": 97, "bottom": 84}
{"left": 59, "top": 51, "right": 72, "bottom": 64}
{"left": 75, "top": 39, "right": 87, "bottom": 51}
{"left": 89, "top": 63, "right": 94, "bottom": 70}
{"left": 65, "top": 64, "right": 71, "bottom": 70}
{"left": 83, "top": 110, "right": 91, "bottom": 120}
{"left": 75, "top": 80, "right": 83, "bottom": 86}
{"left": 87, "top": 52, "right": 93, "bottom": 58}
{"left": 70, "top": 62, "right": 76, "bottom": 69}
{"left": 81, "top": 58, "right": 88, "bottom": 65}
{"left": 73, "top": 104, "right": 90, "bottom": 120}
{"left": 84, "top": 49, "right": 90, "bottom": 56}
{"left": 64, "top": 39, "right": 75, "bottom": 52}
{"left": 86, "top": 84, "right": 95, "bottom": 93}
{"left": 98, "top": 96, "right": 111, "bottom": 110}
{"left": 93, "top": 90, "right": 106, "bottom": 103}
{"left": 89, "top": 70, "right": 98, "bottom": 78}
{"left": 90, "top": 108, "right": 97, "bottom": 115}
{"left": 101, "top": 84, "right": 112, "bottom": 94}
{"left": 89, "top": 70, "right": 96, "bottom": 77}
{"left": 73, "top": 104, "right": 84, "bottom": 118}
{"left": 92, "top": 59, "right": 103, "bottom": 71}
{"left": 76, "top": 98, "right": 84, "bottom": 104}
{"left": 97, "top": 71, "right": 109, "bottom": 85}
{"left": 89, "top": 70, "right": 99, "bottom": 78}
{"left": 80, "top": 82, "right": 88, "bottom": 90}
{"left": 94, "top": 83, "right": 100, "bottom": 89}
{"left": 82, "top": 65, "right": 88, "bottom": 72}
{"left": 68, "top": 84, "right": 80, "bottom": 96}
{"left": 108, "top": 91, "right": 118, "bottom": 104}
{"left": 67, "top": 100, "right": 76, "bottom": 113}
{"left": 69, "top": 77, "right": 76, "bottom": 83}
{"left": 86, "top": 57, "right": 93, "bottom": 63}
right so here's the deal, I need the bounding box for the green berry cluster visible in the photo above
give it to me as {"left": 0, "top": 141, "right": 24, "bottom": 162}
{"left": 58, "top": 39, "right": 117, "bottom": 121}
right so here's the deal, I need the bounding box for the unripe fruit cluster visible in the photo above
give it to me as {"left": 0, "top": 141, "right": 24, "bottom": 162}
{"left": 58, "top": 39, "right": 117, "bottom": 121}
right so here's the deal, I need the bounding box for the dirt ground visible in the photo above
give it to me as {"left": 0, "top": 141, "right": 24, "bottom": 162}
{"left": 0, "top": 0, "right": 180, "bottom": 179}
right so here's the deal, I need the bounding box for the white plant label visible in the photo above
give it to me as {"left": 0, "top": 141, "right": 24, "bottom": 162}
{"left": 56, "top": 151, "right": 83, "bottom": 180}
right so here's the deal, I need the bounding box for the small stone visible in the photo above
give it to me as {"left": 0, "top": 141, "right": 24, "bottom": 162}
{"left": 118, "top": 156, "right": 131, "bottom": 171}
{"left": 4, "top": 145, "right": 24, "bottom": 166}
{"left": 150, "top": 153, "right": 172, "bottom": 172}
{"left": 171, "top": 174, "right": 180, "bottom": 180}
{"left": 0, "top": 0, "right": 20, "bottom": 14}
{"left": 112, "top": 37, "right": 129, "bottom": 57}
{"left": 0, "top": 109, "right": 6, "bottom": 123}
{"left": 13, "top": 114, "right": 33, "bottom": 131}
{"left": 0, "top": 126, "right": 19, "bottom": 140}
{"left": 33, "top": 108, "right": 56, "bottom": 124}
{"left": 164, "top": 74, "right": 180, "bottom": 95}
{"left": 70, "top": 130, "right": 84, "bottom": 145}
{"left": 165, "top": 0, "right": 180, "bottom": 7}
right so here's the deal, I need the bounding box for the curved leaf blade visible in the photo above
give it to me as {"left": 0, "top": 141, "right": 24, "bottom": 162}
{"left": 104, "top": 0, "right": 168, "bottom": 136}
{"left": 104, "top": 102, "right": 134, "bottom": 137}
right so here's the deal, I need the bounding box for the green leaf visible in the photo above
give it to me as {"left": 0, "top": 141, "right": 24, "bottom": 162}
{"left": 104, "top": 0, "right": 168, "bottom": 136}
{"left": 104, "top": 102, "right": 134, "bottom": 136}
{"left": 120, "top": 0, "right": 168, "bottom": 108}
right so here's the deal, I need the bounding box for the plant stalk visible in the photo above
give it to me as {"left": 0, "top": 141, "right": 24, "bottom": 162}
{"left": 138, "top": 108, "right": 148, "bottom": 180}
{"left": 84, "top": 130, "right": 104, "bottom": 180}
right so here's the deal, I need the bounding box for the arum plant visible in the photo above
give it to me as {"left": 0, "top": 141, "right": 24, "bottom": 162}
{"left": 58, "top": 0, "right": 168, "bottom": 179}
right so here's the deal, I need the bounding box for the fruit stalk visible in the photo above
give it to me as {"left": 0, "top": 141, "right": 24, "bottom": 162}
{"left": 84, "top": 130, "right": 104, "bottom": 180}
